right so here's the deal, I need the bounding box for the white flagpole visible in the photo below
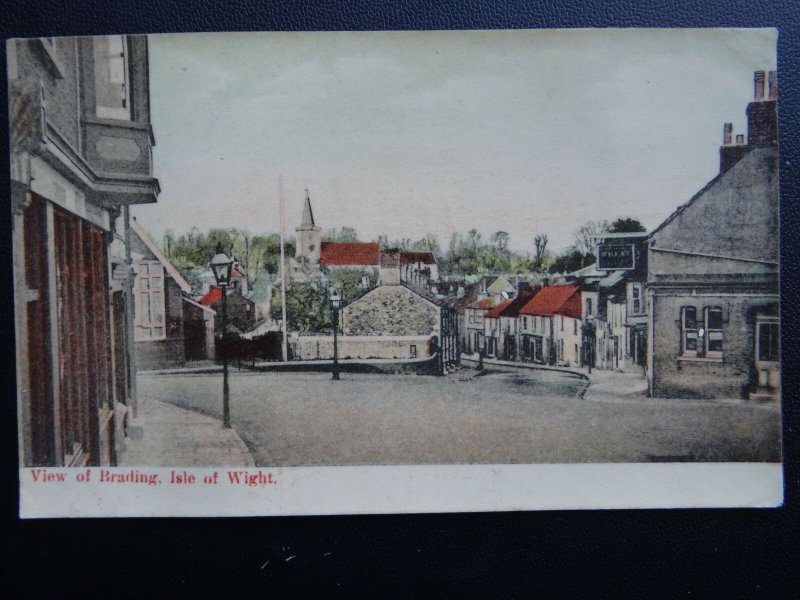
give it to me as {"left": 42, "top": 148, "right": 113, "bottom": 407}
{"left": 279, "top": 175, "right": 289, "bottom": 361}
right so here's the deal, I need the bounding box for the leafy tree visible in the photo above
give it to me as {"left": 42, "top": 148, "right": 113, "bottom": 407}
{"left": 608, "top": 217, "right": 646, "bottom": 233}
{"left": 277, "top": 284, "right": 331, "bottom": 332}
{"left": 549, "top": 249, "right": 589, "bottom": 274}
{"left": 328, "top": 268, "right": 378, "bottom": 305}
{"left": 410, "top": 233, "right": 441, "bottom": 256}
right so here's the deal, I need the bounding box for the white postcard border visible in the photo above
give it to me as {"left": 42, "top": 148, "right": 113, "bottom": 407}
{"left": 20, "top": 462, "right": 783, "bottom": 518}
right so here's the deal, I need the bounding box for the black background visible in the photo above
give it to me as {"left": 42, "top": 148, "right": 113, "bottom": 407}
{"left": 1, "top": 1, "right": 798, "bottom": 596}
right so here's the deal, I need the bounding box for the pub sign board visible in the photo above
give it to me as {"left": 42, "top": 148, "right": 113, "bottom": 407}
{"left": 597, "top": 243, "right": 635, "bottom": 270}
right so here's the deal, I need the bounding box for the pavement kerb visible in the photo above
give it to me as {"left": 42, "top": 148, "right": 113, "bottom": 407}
{"left": 459, "top": 354, "right": 655, "bottom": 402}
{"left": 119, "top": 398, "right": 255, "bottom": 467}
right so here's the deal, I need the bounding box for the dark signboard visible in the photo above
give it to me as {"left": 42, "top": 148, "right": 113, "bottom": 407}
{"left": 597, "top": 243, "right": 635, "bottom": 270}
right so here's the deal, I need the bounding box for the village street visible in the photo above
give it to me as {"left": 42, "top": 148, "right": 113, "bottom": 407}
{"left": 136, "top": 369, "right": 781, "bottom": 466}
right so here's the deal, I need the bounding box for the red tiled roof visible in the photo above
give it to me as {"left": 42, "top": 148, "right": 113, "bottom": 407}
{"left": 520, "top": 285, "right": 580, "bottom": 317}
{"left": 485, "top": 299, "right": 513, "bottom": 318}
{"left": 558, "top": 291, "right": 583, "bottom": 319}
{"left": 319, "top": 242, "right": 380, "bottom": 266}
{"left": 199, "top": 287, "right": 222, "bottom": 306}
{"left": 400, "top": 251, "right": 436, "bottom": 265}
{"left": 467, "top": 297, "right": 495, "bottom": 310}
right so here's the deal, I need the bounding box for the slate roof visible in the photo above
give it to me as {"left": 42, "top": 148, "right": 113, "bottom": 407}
{"left": 319, "top": 242, "right": 380, "bottom": 266}
{"left": 456, "top": 276, "right": 499, "bottom": 309}
{"left": 519, "top": 285, "right": 581, "bottom": 318}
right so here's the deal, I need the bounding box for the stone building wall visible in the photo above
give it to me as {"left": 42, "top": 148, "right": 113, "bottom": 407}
{"left": 650, "top": 292, "right": 776, "bottom": 399}
{"left": 650, "top": 148, "right": 778, "bottom": 265}
{"left": 341, "top": 286, "right": 439, "bottom": 336}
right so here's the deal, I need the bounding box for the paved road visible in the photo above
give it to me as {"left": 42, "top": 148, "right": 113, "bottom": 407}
{"left": 137, "top": 369, "right": 781, "bottom": 466}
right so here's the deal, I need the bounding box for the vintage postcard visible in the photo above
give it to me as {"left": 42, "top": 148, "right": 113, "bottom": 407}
{"left": 9, "top": 29, "right": 781, "bottom": 517}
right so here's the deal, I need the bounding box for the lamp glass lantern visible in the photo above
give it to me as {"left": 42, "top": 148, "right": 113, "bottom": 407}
{"left": 210, "top": 243, "right": 233, "bottom": 287}
{"left": 329, "top": 287, "right": 342, "bottom": 309}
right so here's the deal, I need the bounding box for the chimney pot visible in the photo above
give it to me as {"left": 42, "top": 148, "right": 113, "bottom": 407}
{"left": 768, "top": 70, "right": 777, "bottom": 100}
{"left": 754, "top": 70, "right": 766, "bottom": 101}
{"left": 723, "top": 122, "right": 733, "bottom": 145}
{"left": 736, "top": 134, "right": 745, "bottom": 144}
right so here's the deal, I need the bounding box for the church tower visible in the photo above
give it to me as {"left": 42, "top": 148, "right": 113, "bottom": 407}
{"left": 295, "top": 189, "right": 322, "bottom": 264}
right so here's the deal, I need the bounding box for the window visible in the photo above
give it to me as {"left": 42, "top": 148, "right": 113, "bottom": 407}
{"left": 94, "top": 35, "right": 131, "bottom": 120}
{"left": 558, "top": 339, "right": 564, "bottom": 361}
{"left": 631, "top": 284, "right": 642, "bottom": 315}
{"left": 560, "top": 315, "right": 564, "bottom": 331}
{"left": 681, "top": 306, "right": 698, "bottom": 355}
{"left": 704, "top": 307, "right": 723, "bottom": 357}
{"left": 681, "top": 305, "right": 723, "bottom": 358}
{"left": 573, "top": 319, "right": 578, "bottom": 335}
{"left": 135, "top": 261, "right": 165, "bottom": 340}
{"left": 586, "top": 298, "right": 593, "bottom": 316}
{"left": 410, "top": 345, "right": 417, "bottom": 358}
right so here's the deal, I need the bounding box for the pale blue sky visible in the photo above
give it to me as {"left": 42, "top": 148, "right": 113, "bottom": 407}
{"left": 132, "top": 29, "right": 777, "bottom": 253}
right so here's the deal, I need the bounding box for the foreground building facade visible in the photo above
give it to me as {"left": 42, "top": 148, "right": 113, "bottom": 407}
{"left": 10, "top": 36, "right": 159, "bottom": 466}
{"left": 647, "top": 70, "right": 779, "bottom": 400}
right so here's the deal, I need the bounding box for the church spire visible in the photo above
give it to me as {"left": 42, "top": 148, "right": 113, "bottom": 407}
{"left": 300, "top": 188, "right": 315, "bottom": 228}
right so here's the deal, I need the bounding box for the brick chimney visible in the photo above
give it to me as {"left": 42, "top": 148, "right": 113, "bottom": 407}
{"left": 722, "top": 122, "right": 733, "bottom": 145}
{"left": 720, "top": 70, "right": 778, "bottom": 174}
{"left": 754, "top": 70, "right": 765, "bottom": 100}
{"left": 719, "top": 123, "right": 749, "bottom": 174}
{"left": 379, "top": 248, "right": 401, "bottom": 285}
{"left": 746, "top": 69, "right": 778, "bottom": 146}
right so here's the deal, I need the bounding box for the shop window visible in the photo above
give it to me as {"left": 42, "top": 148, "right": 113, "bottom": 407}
{"left": 94, "top": 35, "right": 131, "bottom": 120}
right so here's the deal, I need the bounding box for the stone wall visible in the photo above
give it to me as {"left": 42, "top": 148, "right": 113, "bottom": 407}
{"left": 290, "top": 335, "right": 432, "bottom": 360}
{"left": 341, "top": 286, "right": 439, "bottom": 336}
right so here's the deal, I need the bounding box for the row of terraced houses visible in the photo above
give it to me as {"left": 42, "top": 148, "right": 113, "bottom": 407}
{"left": 461, "top": 69, "right": 779, "bottom": 403}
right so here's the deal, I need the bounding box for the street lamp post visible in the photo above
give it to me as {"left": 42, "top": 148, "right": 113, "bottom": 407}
{"left": 330, "top": 287, "right": 341, "bottom": 381}
{"left": 210, "top": 243, "right": 234, "bottom": 428}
